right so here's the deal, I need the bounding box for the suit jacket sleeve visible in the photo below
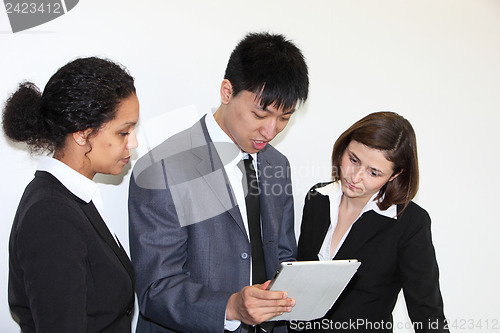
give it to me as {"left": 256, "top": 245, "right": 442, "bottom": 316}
{"left": 128, "top": 172, "right": 232, "bottom": 333}
{"left": 398, "top": 207, "right": 449, "bottom": 332}
{"left": 13, "top": 200, "right": 89, "bottom": 333}
{"left": 297, "top": 185, "right": 330, "bottom": 261}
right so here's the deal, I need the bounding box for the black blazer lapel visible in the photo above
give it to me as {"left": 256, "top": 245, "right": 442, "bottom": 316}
{"left": 79, "top": 201, "right": 135, "bottom": 285}
{"left": 334, "top": 210, "right": 394, "bottom": 260}
{"left": 297, "top": 187, "right": 332, "bottom": 261}
{"left": 35, "top": 171, "right": 135, "bottom": 284}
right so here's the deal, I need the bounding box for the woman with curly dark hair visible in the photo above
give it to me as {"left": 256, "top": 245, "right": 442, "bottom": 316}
{"left": 3, "top": 57, "right": 139, "bottom": 332}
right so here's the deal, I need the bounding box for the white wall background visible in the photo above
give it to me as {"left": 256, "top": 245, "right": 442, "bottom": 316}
{"left": 1, "top": 0, "right": 499, "bottom": 332}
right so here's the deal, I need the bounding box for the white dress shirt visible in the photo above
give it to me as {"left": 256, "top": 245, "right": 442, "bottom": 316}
{"left": 316, "top": 182, "right": 397, "bottom": 261}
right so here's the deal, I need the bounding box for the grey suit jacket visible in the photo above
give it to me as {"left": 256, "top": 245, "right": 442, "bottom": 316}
{"left": 129, "top": 116, "right": 296, "bottom": 333}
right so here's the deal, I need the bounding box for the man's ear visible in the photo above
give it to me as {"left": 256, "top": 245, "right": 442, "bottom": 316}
{"left": 72, "top": 128, "right": 92, "bottom": 146}
{"left": 220, "top": 79, "right": 233, "bottom": 104}
{"left": 389, "top": 169, "right": 403, "bottom": 182}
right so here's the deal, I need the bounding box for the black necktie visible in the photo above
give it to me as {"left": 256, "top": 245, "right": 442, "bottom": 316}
{"left": 240, "top": 155, "right": 267, "bottom": 285}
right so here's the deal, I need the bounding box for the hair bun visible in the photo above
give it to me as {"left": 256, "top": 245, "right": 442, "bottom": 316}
{"left": 2, "top": 82, "right": 44, "bottom": 145}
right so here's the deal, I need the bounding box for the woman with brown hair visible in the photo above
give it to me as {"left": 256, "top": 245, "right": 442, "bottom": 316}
{"left": 295, "top": 112, "right": 448, "bottom": 332}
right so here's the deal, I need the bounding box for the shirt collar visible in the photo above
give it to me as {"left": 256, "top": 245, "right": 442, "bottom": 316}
{"left": 205, "top": 110, "right": 258, "bottom": 169}
{"left": 205, "top": 109, "right": 233, "bottom": 145}
{"left": 316, "top": 181, "right": 397, "bottom": 219}
{"left": 37, "top": 156, "right": 98, "bottom": 204}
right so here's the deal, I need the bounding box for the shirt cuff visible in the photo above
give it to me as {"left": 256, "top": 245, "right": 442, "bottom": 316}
{"left": 224, "top": 311, "right": 241, "bottom": 331}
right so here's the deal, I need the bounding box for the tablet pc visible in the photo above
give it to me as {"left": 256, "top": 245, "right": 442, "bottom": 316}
{"left": 267, "top": 260, "right": 361, "bottom": 321}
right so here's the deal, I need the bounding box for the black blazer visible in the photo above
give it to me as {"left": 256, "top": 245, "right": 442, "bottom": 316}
{"left": 294, "top": 182, "right": 448, "bottom": 333}
{"left": 9, "top": 171, "right": 135, "bottom": 333}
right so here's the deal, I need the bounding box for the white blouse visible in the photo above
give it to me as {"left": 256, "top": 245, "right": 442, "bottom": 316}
{"left": 316, "top": 182, "right": 397, "bottom": 260}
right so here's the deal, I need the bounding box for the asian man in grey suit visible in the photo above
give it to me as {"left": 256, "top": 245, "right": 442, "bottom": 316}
{"left": 129, "top": 32, "right": 309, "bottom": 333}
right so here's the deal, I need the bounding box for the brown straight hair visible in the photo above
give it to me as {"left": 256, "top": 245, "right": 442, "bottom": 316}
{"left": 331, "top": 112, "right": 419, "bottom": 212}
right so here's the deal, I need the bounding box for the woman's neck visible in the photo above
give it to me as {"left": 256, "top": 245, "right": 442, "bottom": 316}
{"left": 339, "top": 194, "right": 371, "bottom": 216}
{"left": 54, "top": 148, "right": 95, "bottom": 180}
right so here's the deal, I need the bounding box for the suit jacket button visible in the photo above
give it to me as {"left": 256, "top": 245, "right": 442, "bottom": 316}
{"left": 241, "top": 252, "right": 248, "bottom": 259}
{"left": 126, "top": 308, "right": 132, "bottom": 316}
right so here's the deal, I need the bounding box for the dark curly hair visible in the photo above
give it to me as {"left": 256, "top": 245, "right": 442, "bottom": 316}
{"left": 2, "top": 57, "right": 135, "bottom": 153}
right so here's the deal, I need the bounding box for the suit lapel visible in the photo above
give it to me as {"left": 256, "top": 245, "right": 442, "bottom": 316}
{"left": 190, "top": 117, "right": 247, "bottom": 235}
{"left": 306, "top": 193, "right": 332, "bottom": 259}
{"left": 257, "top": 155, "right": 277, "bottom": 231}
{"left": 334, "top": 210, "right": 393, "bottom": 260}
{"left": 35, "top": 171, "right": 135, "bottom": 284}
{"left": 79, "top": 201, "right": 135, "bottom": 285}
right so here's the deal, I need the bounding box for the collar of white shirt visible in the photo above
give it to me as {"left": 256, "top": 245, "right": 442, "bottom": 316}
{"left": 37, "top": 156, "right": 120, "bottom": 245}
{"left": 37, "top": 156, "right": 98, "bottom": 205}
{"left": 315, "top": 181, "right": 397, "bottom": 260}
{"left": 316, "top": 181, "right": 397, "bottom": 219}
{"left": 204, "top": 110, "right": 257, "bottom": 169}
